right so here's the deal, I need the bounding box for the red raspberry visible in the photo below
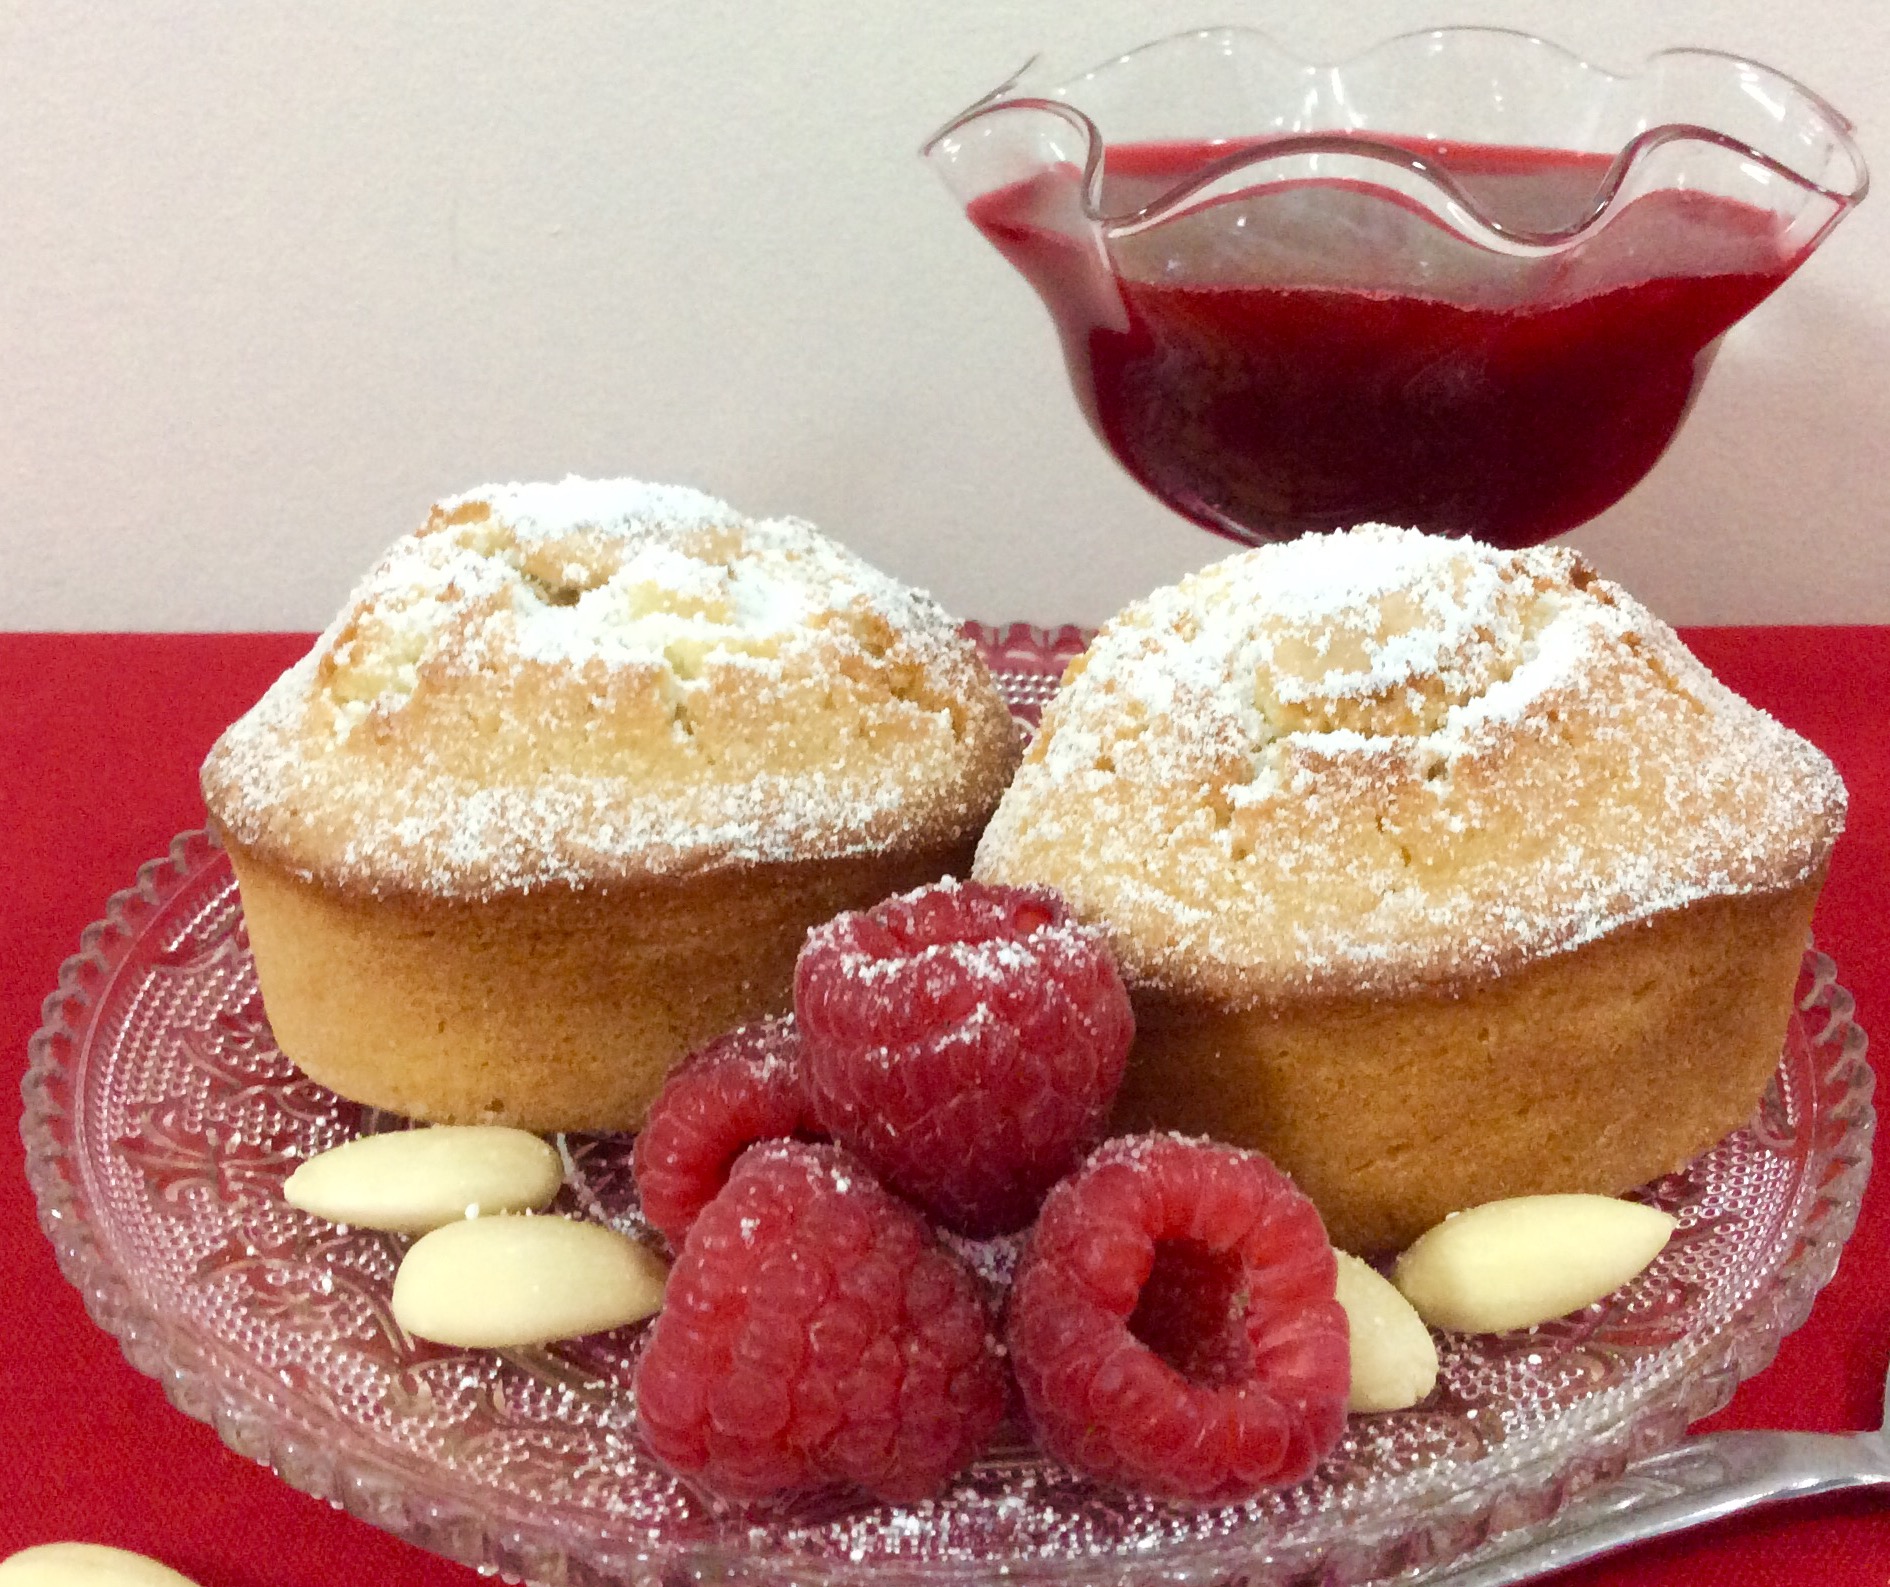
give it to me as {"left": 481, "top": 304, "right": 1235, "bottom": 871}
{"left": 794, "top": 879, "right": 1133, "bottom": 1237}
{"left": 634, "top": 1140, "right": 1007, "bottom": 1504}
{"left": 1007, "top": 1134, "right": 1350, "bottom": 1504}
{"left": 632, "top": 1019, "right": 824, "bottom": 1250}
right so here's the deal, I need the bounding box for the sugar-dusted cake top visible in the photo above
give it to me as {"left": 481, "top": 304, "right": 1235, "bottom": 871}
{"left": 203, "top": 477, "right": 1019, "bottom": 898}
{"left": 975, "top": 525, "right": 1846, "bottom": 1003}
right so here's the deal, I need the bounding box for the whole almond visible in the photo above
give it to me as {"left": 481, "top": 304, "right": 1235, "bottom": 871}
{"left": 0, "top": 1545, "right": 200, "bottom": 1587}
{"left": 1393, "top": 1194, "right": 1676, "bottom": 1334}
{"left": 391, "top": 1214, "right": 667, "bottom": 1347}
{"left": 283, "top": 1125, "right": 562, "bottom": 1233}
{"left": 1334, "top": 1251, "right": 1438, "bottom": 1412}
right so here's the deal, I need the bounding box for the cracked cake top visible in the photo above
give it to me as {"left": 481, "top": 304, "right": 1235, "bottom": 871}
{"left": 203, "top": 477, "right": 1019, "bottom": 899}
{"left": 974, "top": 525, "right": 1845, "bottom": 1005}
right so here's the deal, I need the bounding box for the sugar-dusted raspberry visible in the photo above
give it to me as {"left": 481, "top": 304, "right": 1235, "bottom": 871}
{"left": 794, "top": 878, "right": 1133, "bottom": 1237}
{"left": 632, "top": 1018, "right": 824, "bottom": 1250}
{"left": 1007, "top": 1134, "right": 1350, "bottom": 1504}
{"left": 634, "top": 1140, "right": 1007, "bottom": 1504}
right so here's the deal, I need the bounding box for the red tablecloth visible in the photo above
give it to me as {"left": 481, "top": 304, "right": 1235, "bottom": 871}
{"left": 2, "top": 630, "right": 1886, "bottom": 1586}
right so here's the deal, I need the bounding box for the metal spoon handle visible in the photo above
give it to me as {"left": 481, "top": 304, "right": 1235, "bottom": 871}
{"left": 1434, "top": 1430, "right": 1890, "bottom": 1586}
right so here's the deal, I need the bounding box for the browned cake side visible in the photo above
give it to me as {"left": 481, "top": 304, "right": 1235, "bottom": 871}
{"left": 228, "top": 837, "right": 979, "bottom": 1132}
{"left": 1116, "top": 878, "right": 1819, "bottom": 1255}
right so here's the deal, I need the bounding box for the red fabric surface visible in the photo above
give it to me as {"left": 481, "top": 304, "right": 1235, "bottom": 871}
{"left": 0, "top": 629, "right": 1885, "bottom": 1586}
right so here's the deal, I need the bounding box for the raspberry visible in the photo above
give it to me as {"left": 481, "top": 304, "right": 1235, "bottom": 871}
{"left": 794, "top": 879, "right": 1134, "bottom": 1237}
{"left": 1007, "top": 1134, "right": 1350, "bottom": 1504}
{"left": 632, "top": 1019, "right": 824, "bottom": 1250}
{"left": 634, "top": 1140, "right": 1007, "bottom": 1504}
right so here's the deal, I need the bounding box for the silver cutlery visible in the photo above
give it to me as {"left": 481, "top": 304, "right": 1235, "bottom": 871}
{"left": 1434, "top": 1355, "right": 1890, "bottom": 1584}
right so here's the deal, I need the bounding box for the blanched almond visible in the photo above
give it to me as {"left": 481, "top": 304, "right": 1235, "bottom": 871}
{"left": 391, "top": 1214, "right": 667, "bottom": 1347}
{"left": 1334, "top": 1251, "right": 1438, "bottom": 1412}
{"left": 0, "top": 1545, "right": 200, "bottom": 1587}
{"left": 283, "top": 1125, "right": 562, "bottom": 1233}
{"left": 1393, "top": 1194, "right": 1676, "bottom": 1334}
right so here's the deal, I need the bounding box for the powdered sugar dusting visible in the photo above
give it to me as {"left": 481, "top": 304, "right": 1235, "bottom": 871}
{"left": 813, "top": 875, "right": 1117, "bottom": 1047}
{"left": 436, "top": 475, "right": 738, "bottom": 537}
{"left": 202, "top": 478, "right": 1019, "bottom": 898}
{"left": 976, "top": 526, "right": 1847, "bottom": 1003}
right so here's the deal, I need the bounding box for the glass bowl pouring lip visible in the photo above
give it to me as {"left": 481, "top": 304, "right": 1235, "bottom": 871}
{"left": 922, "top": 24, "right": 1871, "bottom": 253}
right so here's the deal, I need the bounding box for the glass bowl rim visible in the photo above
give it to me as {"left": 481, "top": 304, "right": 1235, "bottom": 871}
{"left": 922, "top": 24, "right": 1870, "bottom": 250}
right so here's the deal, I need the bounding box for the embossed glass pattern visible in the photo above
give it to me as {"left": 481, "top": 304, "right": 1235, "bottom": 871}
{"left": 22, "top": 627, "right": 1873, "bottom": 1585}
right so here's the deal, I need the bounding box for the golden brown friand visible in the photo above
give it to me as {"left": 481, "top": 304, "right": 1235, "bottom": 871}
{"left": 975, "top": 526, "right": 1844, "bottom": 1254}
{"left": 204, "top": 477, "right": 1019, "bottom": 1130}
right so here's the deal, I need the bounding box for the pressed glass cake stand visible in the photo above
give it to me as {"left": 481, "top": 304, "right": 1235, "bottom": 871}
{"left": 20, "top": 625, "right": 1875, "bottom": 1587}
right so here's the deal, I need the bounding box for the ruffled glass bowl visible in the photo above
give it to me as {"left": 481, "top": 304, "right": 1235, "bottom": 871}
{"left": 21, "top": 628, "right": 1874, "bottom": 1585}
{"left": 927, "top": 29, "right": 1868, "bottom": 546}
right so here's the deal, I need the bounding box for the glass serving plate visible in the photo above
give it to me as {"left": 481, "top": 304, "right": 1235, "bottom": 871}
{"left": 21, "top": 625, "right": 1873, "bottom": 1587}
